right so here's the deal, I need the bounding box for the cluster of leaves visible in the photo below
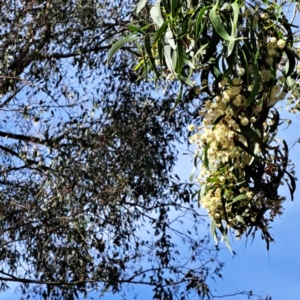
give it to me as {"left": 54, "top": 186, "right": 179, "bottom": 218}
{"left": 0, "top": 74, "right": 221, "bottom": 299}
{"left": 0, "top": 0, "right": 287, "bottom": 299}
{"left": 110, "top": 0, "right": 299, "bottom": 247}
{"left": 0, "top": 1, "right": 237, "bottom": 299}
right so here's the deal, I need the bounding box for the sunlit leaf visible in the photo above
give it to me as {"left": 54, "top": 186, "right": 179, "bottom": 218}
{"left": 136, "top": 0, "right": 147, "bottom": 14}
{"left": 107, "top": 35, "right": 139, "bottom": 65}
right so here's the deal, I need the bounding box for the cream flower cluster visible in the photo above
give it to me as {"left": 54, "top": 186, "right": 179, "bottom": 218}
{"left": 189, "top": 81, "right": 287, "bottom": 237}
{"left": 189, "top": 42, "right": 292, "bottom": 239}
{"left": 189, "top": 81, "right": 261, "bottom": 235}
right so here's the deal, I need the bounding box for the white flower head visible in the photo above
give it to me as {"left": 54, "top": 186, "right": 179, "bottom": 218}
{"left": 220, "top": 77, "right": 229, "bottom": 86}
{"left": 188, "top": 124, "right": 195, "bottom": 131}
{"left": 260, "top": 13, "right": 268, "bottom": 19}
{"left": 238, "top": 67, "right": 245, "bottom": 76}
{"left": 232, "top": 78, "right": 242, "bottom": 85}
{"left": 240, "top": 117, "right": 249, "bottom": 126}
{"left": 222, "top": 90, "right": 231, "bottom": 103}
{"left": 265, "top": 57, "right": 273, "bottom": 66}
{"left": 268, "top": 47, "right": 276, "bottom": 56}
{"left": 277, "top": 39, "right": 286, "bottom": 50}
{"left": 233, "top": 96, "right": 242, "bottom": 107}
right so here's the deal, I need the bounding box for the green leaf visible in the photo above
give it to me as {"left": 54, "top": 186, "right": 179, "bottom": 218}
{"left": 226, "top": 3, "right": 239, "bottom": 57}
{"left": 209, "top": 3, "right": 234, "bottom": 42}
{"left": 231, "top": 2, "right": 239, "bottom": 36}
{"left": 179, "top": 75, "right": 194, "bottom": 87}
{"left": 246, "top": 61, "right": 260, "bottom": 106}
{"left": 221, "top": 231, "right": 233, "bottom": 254}
{"left": 172, "top": 47, "right": 178, "bottom": 71}
{"left": 284, "top": 171, "right": 296, "bottom": 201}
{"left": 212, "top": 66, "right": 222, "bottom": 80}
{"left": 153, "top": 20, "right": 171, "bottom": 45}
{"left": 239, "top": 126, "right": 261, "bottom": 144}
{"left": 165, "top": 28, "right": 176, "bottom": 49}
{"left": 200, "top": 182, "right": 206, "bottom": 199}
{"left": 249, "top": 143, "right": 260, "bottom": 165}
{"left": 212, "top": 114, "right": 226, "bottom": 130}
{"left": 158, "top": 39, "right": 164, "bottom": 68}
{"left": 164, "top": 45, "right": 174, "bottom": 73}
{"left": 239, "top": 47, "right": 250, "bottom": 85}
{"left": 229, "top": 194, "right": 248, "bottom": 204}
{"left": 128, "top": 25, "right": 141, "bottom": 32}
{"left": 161, "top": 0, "right": 170, "bottom": 14}
{"left": 171, "top": 0, "right": 178, "bottom": 18}
{"left": 107, "top": 35, "right": 139, "bottom": 65}
{"left": 144, "top": 34, "right": 160, "bottom": 78}
{"left": 195, "top": 6, "right": 210, "bottom": 39}
{"left": 210, "top": 219, "right": 218, "bottom": 244}
{"left": 189, "top": 166, "right": 196, "bottom": 182}
{"left": 284, "top": 46, "right": 297, "bottom": 77}
{"left": 269, "top": 108, "right": 279, "bottom": 133}
{"left": 236, "top": 215, "right": 245, "bottom": 224}
{"left": 176, "top": 39, "right": 184, "bottom": 74}
{"left": 136, "top": 0, "right": 147, "bottom": 14}
{"left": 171, "top": 83, "right": 183, "bottom": 114}
{"left": 202, "top": 141, "right": 211, "bottom": 169}
{"left": 150, "top": 1, "right": 164, "bottom": 27}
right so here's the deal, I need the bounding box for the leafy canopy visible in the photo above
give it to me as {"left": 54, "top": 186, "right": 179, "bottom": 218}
{"left": 110, "top": 0, "right": 300, "bottom": 248}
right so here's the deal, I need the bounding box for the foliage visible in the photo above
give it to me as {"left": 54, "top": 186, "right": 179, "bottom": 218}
{"left": 0, "top": 0, "right": 244, "bottom": 299}
{"left": 110, "top": 0, "right": 300, "bottom": 248}
{"left": 0, "top": 0, "right": 289, "bottom": 299}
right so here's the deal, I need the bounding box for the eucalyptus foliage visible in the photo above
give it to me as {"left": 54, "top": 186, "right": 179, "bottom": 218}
{"left": 0, "top": 0, "right": 234, "bottom": 299}
{"left": 110, "top": 0, "right": 300, "bottom": 248}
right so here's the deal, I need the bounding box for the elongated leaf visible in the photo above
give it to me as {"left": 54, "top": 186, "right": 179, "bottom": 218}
{"left": 189, "top": 166, "right": 196, "bottom": 182}
{"left": 150, "top": 1, "right": 164, "bottom": 27}
{"left": 284, "top": 46, "right": 297, "bottom": 77}
{"left": 227, "top": 2, "right": 239, "bottom": 57}
{"left": 107, "top": 35, "right": 138, "bottom": 65}
{"left": 269, "top": 108, "right": 279, "bottom": 133}
{"left": 229, "top": 194, "right": 248, "bottom": 204}
{"left": 180, "top": 75, "right": 194, "bottom": 87}
{"left": 172, "top": 49, "right": 178, "bottom": 74}
{"left": 181, "top": 14, "right": 190, "bottom": 37}
{"left": 153, "top": 20, "right": 170, "bottom": 45}
{"left": 144, "top": 34, "right": 160, "bottom": 78}
{"left": 136, "top": 0, "right": 147, "bottom": 14}
{"left": 246, "top": 60, "right": 260, "bottom": 106}
{"left": 249, "top": 143, "right": 260, "bottom": 165}
{"left": 158, "top": 39, "right": 164, "bottom": 68}
{"left": 210, "top": 219, "right": 218, "bottom": 244}
{"left": 284, "top": 171, "right": 296, "bottom": 201}
{"left": 161, "top": 0, "right": 170, "bottom": 14}
{"left": 240, "top": 126, "right": 261, "bottom": 143}
{"left": 202, "top": 141, "right": 211, "bottom": 169}
{"left": 236, "top": 215, "right": 245, "bottom": 224}
{"left": 239, "top": 47, "right": 250, "bottom": 85}
{"left": 196, "top": 6, "right": 210, "bottom": 39}
{"left": 221, "top": 231, "right": 233, "bottom": 254}
{"left": 164, "top": 44, "right": 175, "bottom": 73}
{"left": 231, "top": 2, "right": 239, "bottom": 36}
{"left": 176, "top": 39, "right": 184, "bottom": 74}
{"left": 165, "top": 28, "right": 176, "bottom": 49}
{"left": 212, "top": 114, "right": 226, "bottom": 130}
{"left": 200, "top": 182, "right": 206, "bottom": 199}
{"left": 209, "top": 3, "right": 234, "bottom": 42}
{"left": 227, "top": 39, "right": 235, "bottom": 57}
{"left": 128, "top": 25, "right": 141, "bottom": 32}
{"left": 171, "top": 0, "right": 178, "bottom": 18}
